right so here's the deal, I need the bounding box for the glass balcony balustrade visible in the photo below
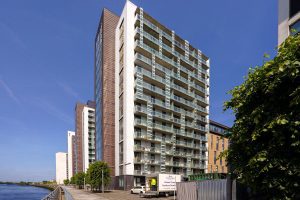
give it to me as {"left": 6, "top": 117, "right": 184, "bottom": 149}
{"left": 136, "top": 14, "right": 209, "bottom": 69}
{"left": 136, "top": 29, "right": 208, "bottom": 77}
{"left": 134, "top": 118, "right": 147, "bottom": 126}
{"left": 143, "top": 82, "right": 165, "bottom": 96}
{"left": 176, "top": 141, "right": 193, "bottom": 148}
{"left": 134, "top": 130, "right": 147, "bottom": 139}
{"left": 171, "top": 94, "right": 194, "bottom": 108}
{"left": 135, "top": 65, "right": 166, "bottom": 85}
{"left": 135, "top": 105, "right": 147, "bottom": 114}
{"left": 153, "top": 123, "right": 172, "bottom": 133}
{"left": 152, "top": 111, "right": 170, "bottom": 120}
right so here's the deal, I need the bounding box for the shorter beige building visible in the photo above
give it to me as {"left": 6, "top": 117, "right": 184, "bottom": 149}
{"left": 207, "top": 120, "right": 229, "bottom": 173}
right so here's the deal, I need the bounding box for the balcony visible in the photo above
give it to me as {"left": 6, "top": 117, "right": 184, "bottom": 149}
{"left": 171, "top": 94, "right": 194, "bottom": 109}
{"left": 177, "top": 131, "right": 194, "bottom": 138}
{"left": 150, "top": 147, "right": 161, "bottom": 153}
{"left": 135, "top": 65, "right": 166, "bottom": 85}
{"left": 135, "top": 14, "right": 209, "bottom": 71}
{"left": 134, "top": 145, "right": 146, "bottom": 151}
{"left": 171, "top": 72, "right": 188, "bottom": 84}
{"left": 134, "top": 158, "right": 145, "bottom": 163}
{"left": 135, "top": 53, "right": 152, "bottom": 66}
{"left": 143, "top": 82, "right": 165, "bottom": 97}
{"left": 176, "top": 141, "right": 193, "bottom": 148}
{"left": 149, "top": 159, "right": 160, "bottom": 165}
{"left": 194, "top": 124, "right": 207, "bottom": 132}
{"left": 134, "top": 131, "right": 148, "bottom": 139}
{"left": 134, "top": 118, "right": 147, "bottom": 127}
{"left": 199, "top": 146, "right": 207, "bottom": 151}
{"left": 155, "top": 62, "right": 171, "bottom": 74}
{"left": 153, "top": 123, "right": 172, "bottom": 133}
{"left": 152, "top": 111, "right": 171, "bottom": 121}
{"left": 135, "top": 105, "right": 147, "bottom": 114}
{"left": 134, "top": 170, "right": 142, "bottom": 175}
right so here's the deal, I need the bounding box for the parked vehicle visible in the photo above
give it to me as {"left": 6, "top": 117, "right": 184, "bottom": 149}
{"left": 130, "top": 186, "right": 145, "bottom": 194}
{"left": 140, "top": 173, "right": 182, "bottom": 197}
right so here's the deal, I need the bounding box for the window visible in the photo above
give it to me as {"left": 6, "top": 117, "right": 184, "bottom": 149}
{"left": 119, "top": 94, "right": 123, "bottom": 117}
{"left": 216, "top": 137, "right": 219, "bottom": 151}
{"left": 214, "top": 151, "right": 216, "bottom": 165}
{"left": 119, "top": 69, "right": 124, "bottom": 94}
{"left": 119, "top": 176, "right": 124, "bottom": 186}
{"left": 220, "top": 157, "right": 223, "bottom": 166}
{"left": 222, "top": 138, "right": 225, "bottom": 151}
{"left": 290, "top": 0, "right": 300, "bottom": 18}
{"left": 290, "top": 20, "right": 300, "bottom": 36}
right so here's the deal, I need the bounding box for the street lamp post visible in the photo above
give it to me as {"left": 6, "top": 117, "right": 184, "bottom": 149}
{"left": 102, "top": 169, "right": 104, "bottom": 193}
{"left": 84, "top": 177, "right": 85, "bottom": 191}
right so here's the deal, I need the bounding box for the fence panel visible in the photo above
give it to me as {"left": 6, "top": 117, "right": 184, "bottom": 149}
{"left": 177, "top": 179, "right": 229, "bottom": 200}
{"left": 196, "top": 179, "right": 227, "bottom": 200}
{"left": 176, "top": 181, "right": 197, "bottom": 200}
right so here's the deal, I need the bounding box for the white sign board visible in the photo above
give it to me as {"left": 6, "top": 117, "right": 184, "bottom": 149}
{"left": 158, "top": 174, "right": 181, "bottom": 191}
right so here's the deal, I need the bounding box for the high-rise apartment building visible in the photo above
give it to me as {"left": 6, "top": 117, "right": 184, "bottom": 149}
{"left": 67, "top": 131, "right": 75, "bottom": 178}
{"left": 75, "top": 101, "right": 96, "bottom": 173}
{"left": 114, "top": 1, "right": 210, "bottom": 189}
{"left": 94, "top": 8, "right": 119, "bottom": 176}
{"left": 56, "top": 152, "right": 68, "bottom": 184}
{"left": 207, "top": 120, "right": 229, "bottom": 174}
{"left": 278, "top": 0, "right": 300, "bottom": 44}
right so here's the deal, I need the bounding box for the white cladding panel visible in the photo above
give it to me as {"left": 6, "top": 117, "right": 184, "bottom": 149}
{"left": 67, "top": 131, "right": 75, "bottom": 179}
{"left": 56, "top": 152, "right": 67, "bottom": 184}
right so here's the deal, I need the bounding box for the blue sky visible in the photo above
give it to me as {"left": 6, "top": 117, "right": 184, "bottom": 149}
{"left": 0, "top": 0, "right": 277, "bottom": 181}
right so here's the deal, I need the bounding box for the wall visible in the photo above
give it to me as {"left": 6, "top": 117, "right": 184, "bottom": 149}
{"left": 207, "top": 132, "right": 228, "bottom": 173}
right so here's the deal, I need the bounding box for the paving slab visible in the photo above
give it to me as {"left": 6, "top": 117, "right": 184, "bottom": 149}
{"left": 63, "top": 186, "right": 175, "bottom": 200}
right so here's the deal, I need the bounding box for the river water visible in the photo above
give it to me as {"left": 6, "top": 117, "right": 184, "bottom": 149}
{"left": 0, "top": 184, "right": 50, "bottom": 200}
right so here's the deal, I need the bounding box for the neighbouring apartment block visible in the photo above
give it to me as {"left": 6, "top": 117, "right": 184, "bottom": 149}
{"left": 56, "top": 152, "right": 68, "bottom": 184}
{"left": 67, "top": 131, "right": 75, "bottom": 178}
{"left": 114, "top": 1, "right": 210, "bottom": 189}
{"left": 207, "top": 120, "right": 229, "bottom": 174}
{"left": 82, "top": 103, "right": 96, "bottom": 172}
{"left": 94, "top": 8, "right": 119, "bottom": 176}
{"left": 278, "top": 0, "right": 300, "bottom": 44}
{"left": 75, "top": 101, "right": 96, "bottom": 174}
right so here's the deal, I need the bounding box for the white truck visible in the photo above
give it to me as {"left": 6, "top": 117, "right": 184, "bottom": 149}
{"left": 140, "top": 173, "right": 182, "bottom": 197}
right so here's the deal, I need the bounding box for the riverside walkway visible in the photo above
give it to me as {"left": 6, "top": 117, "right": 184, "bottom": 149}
{"left": 62, "top": 186, "right": 108, "bottom": 200}
{"left": 62, "top": 186, "right": 175, "bottom": 200}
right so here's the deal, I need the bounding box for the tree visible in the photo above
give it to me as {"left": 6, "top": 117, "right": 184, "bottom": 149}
{"left": 63, "top": 179, "right": 69, "bottom": 185}
{"left": 85, "top": 161, "right": 111, "bottom": 192}
{"left": 74, "top": 172, "right": 85, "bottom": 189}
{"left": 223, "top": 34, "right": 300, "bottom": 199}
{"left": 70, "top": 176, "right": 75, "bottom": 185}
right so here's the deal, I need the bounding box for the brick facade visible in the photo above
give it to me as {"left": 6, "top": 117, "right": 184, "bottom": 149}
{"left": 75, "top": 103, "right": 85, "bottom": 173}
{"left": 95, "top": 9, "right": 119, "bottom": 176}
{"left": 207, "top": 120, "right": 229, "bottom": 173}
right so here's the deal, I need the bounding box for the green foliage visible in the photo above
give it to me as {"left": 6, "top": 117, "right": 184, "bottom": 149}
{"left": 85, "top": 161, "right": 111, "bottom": 191}
{"left": 72, "top": 172, "right": 85, "bottom": 188}
{"left": 63, "top": 179, "right": 69, "bottom": 185}
{"left": 224, "top": 34, "right": 300, "bottom": 199}
{"left": 70, "top": 176, "right": 75, "bottom": 185}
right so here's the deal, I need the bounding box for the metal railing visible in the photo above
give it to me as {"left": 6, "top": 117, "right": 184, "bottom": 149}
{"left": 42, "top": 186, "right": 65, "bottom": 200}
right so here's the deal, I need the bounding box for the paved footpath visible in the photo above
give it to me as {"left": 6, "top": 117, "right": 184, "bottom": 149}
{"left": 63, "top": 186, "right": 108, "bottom": 200}
{"left": 63, "top": 186, "right": 175, "bottom": 200}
